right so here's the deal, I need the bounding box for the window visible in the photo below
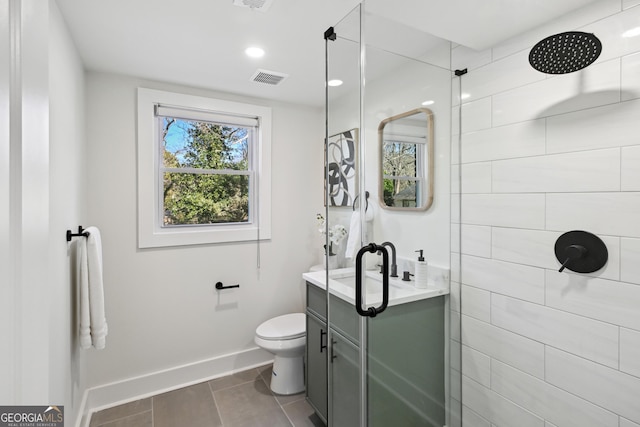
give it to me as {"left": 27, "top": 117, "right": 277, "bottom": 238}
{"left": 137, "top": 88, "right": 271, "bottom": 248}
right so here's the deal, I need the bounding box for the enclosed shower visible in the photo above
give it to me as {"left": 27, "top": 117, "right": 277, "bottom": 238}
{"left": 318, "top": 0, "right": 640, "bottom": 426}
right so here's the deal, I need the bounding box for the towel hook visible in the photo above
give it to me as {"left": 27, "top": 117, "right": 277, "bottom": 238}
{"left": 353, "top": 191, "right": 369, "bottom": 212}
{"left": 67, "top": 225, "right": 90, "bottom": 242}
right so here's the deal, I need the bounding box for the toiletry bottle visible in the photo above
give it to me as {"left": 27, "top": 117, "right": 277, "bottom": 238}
{"left": 414, "top": 249, "right": 428, "bottom": 289}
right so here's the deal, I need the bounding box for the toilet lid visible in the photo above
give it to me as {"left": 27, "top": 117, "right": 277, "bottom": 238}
{"left": 256, "top": 313, "right": 306, "bottom": 340}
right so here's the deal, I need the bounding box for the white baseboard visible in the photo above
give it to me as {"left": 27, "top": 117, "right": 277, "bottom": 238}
{"left": 75, "top": 346, "right": 273, "bottom": 427}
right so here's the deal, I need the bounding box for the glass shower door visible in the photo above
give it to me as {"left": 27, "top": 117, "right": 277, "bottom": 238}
{"left": 325, "top": 2, "right": 455, "bottom": 426}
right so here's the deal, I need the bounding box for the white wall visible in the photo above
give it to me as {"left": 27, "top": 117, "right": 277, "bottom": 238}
{"left": 0, "top": 0, "right": 52, "bottom": 404}
{"left": 84, "top": 72, "right": 323, "bottom": 391}
{"left": 452, "top": 1, "right": 640, "bottom": 426}
{"left": 49, "top": 1, "right": 87, "bottom": 425}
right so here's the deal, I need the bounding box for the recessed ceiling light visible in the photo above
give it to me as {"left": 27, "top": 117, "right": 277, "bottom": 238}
{"left": 421, "top": 100, "right": 435, "bottom": 106}
{"left": 328, "top": 79, "right": 343, "bottom": 87}
{"left": 245, "top": 47, "right": 265, "bottom": 58}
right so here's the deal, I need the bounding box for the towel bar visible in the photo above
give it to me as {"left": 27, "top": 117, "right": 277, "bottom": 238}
{"left": 67, "top": 226, "right": 90, "bottom": 242}
{"left": 353, "top": 191, "right": 369, "bottom": 212}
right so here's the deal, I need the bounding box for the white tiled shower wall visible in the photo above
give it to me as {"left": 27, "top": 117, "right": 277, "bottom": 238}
{"left": 450, "top": 1, "right": 640, "bottom": 426}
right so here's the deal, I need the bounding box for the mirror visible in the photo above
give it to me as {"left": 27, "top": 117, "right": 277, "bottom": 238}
{"left": 378, "top": 108, "right": 434, "bottom": 211}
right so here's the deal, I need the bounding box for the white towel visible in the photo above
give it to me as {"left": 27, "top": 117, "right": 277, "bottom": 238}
{"left": 79, "top": 226, "right": 108, "bottom": 350}
{"left": 345, "top": 203, "right": 375, "bottom": 259}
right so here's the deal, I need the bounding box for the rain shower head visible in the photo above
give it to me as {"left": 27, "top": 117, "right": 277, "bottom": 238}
{"left": 529, "top": 31, "right": 602, "bottom": 74}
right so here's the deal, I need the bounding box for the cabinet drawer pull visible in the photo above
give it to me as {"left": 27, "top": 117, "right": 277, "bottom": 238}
{"left": 320, "top": 329, "right": 327, "bottom": 353}
{"left": 331, "top": 339, "right": 338, "bottom": 361}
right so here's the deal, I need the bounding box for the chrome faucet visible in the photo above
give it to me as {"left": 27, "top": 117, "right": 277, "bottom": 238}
{"left": 378, "top": 241, "right": 398, "bottom": 278}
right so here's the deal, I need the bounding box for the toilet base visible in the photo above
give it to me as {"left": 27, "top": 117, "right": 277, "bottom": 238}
{"left": 270, "top": 354, "right": 304, "bottom": 395}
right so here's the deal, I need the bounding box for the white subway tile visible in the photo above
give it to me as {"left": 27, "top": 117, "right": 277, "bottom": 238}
{"left": 622, "top": 52, "right": 640, "bottom": 101}
{"left": 461, "top": 162, "right": 492, "bottom": 194}
{"left": 492, "top": 148, "right": 621, "bottom": 193}
{"left": 461, "top": 315, "right": 545, "bottom": 378}
{"left": 546, "top": 270, "right": 640, "bottom": 331}
{"left": 622, "top": 418, "right": 640, "bottom": 427}
{"left": 547, "top": 98, "right": 640, "bottom": 154}
{"left": 461, "top": 119, "right": 546, "bottom": 163}
{"left": 584, "top": 6, "right": 640, "bottom": 64}
{"left": 546, "top": 347, "right": 640, "bottom": 424}
{"left": 461, "top": 225, "right": 491, "bottom": 258}
{"left": 492, "top": 227, "right": 558, "bottom": 269}
{"left": 462, "top": 375, "right": 544, "bottom": 427}
{"left": 450, "top": 280, "right": 461, "bottom": 314}
{"left": 462, "top": 194, "right": 545, "bottom": 230}
{"left": 492, "top": 0, "right": 622, "bottom": 61}
{"left": 461, "top": 255, "right": 545, "bottom": 303}
{"left": 461, "top": 97, "right": 492, "bottom": 134}
{"left": 451, "top": 46, "right": 492, "bottom": 76}
{"left": 451, "top": 252, "right": 461, "bottom": 283}
{"left": 493, "top": 59, "right": 620, "bottom": 126}
{"left": 621, "top": 238, "right": 640, "bottom": 285}
{"left": 462, "top": 344, "right": 491, "bottom": 387}
{"left": 451, "top": 309, "right": 461, "bottom": 342}
{"left": 451, "top": 164, "right": 460, "bottom": 194}
{"left": 546, "top": 192, "right": 640, "bottom": 238}
{"left": 491, "top": 359, "right": 618, "bottom": 427}
{"left": 461, "top": 50, "right": 545, "bottom": 103}
{"left": 624, "top": 0, "right": 640, "bottom": 8}
{"left": 462, "top": 405, "right": 491, "bottom": 427}
{"left": 491, "top": 294, "right": 619, "bottom": 368}
{"left": 461, "top": 285, "right": 491, "bottom": 322}
{"left": 492, "top": 228, "right": 620, "bottom": 280}
{"left": 452, "top": 105, "right": 461, "bottom": 140}
{"left": 622, "top": 145, "right": 640, "bottom": 190}
{"left": 451, "top": 223, "right": 460, "bottom": 253}
{"left": 621, "top": 327, "right": 640, "bottom": 378}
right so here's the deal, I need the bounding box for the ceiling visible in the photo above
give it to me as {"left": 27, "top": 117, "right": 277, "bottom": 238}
{"left": 55, "top": 0, "right": 599, "bottom": 107}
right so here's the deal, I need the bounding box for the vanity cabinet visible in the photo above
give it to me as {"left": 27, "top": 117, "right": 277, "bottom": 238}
{"left": 306, "top": 312, "right": 327, "bottom": 422}
{"left": 305, "top": 282, "right": 446, "bottom": 427}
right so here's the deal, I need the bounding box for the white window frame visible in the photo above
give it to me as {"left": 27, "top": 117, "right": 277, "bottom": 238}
{"left": 137, "top": 88, "right": 271, "bottom": 248}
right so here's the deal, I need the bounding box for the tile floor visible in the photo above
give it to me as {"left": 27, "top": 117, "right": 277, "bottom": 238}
{"left": 89, "top": 364, "right": 325, "bottom": 427}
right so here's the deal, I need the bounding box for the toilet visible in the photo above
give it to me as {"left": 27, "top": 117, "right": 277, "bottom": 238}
{"left": 254, "top": 313, "right": 306, "bottom": 395}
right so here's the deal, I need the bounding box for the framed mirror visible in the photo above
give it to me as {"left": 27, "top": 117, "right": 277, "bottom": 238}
{"left": 378, "top": 108, "right": 434, "bottom": 211}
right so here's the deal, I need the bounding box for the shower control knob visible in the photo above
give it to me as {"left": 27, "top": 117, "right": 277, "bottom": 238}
{"left": 558, "top": 244, "right": 587, "bottom": 272}
{"left": 554, "top": 230, "right": 608, "bottom": 274}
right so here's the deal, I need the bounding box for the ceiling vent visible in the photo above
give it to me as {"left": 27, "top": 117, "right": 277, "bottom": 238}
{"left": 232, "top": 0, "right": 273, "bottom": 12}
{"left": 250, "top": 69, "right": 288, "bottom": 86}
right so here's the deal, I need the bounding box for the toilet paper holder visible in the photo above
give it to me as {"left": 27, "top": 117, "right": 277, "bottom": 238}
{"left": 215, "top": 281, "right": 240, "bottom": 290}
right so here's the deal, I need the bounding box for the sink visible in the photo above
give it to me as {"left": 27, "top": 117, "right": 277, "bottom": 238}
{"left": 302, "top": 267, "right": 449, "bottom": 308}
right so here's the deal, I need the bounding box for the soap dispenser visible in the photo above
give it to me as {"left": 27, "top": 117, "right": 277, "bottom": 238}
{"left": 414, "top": 249, "right": 428, "bottom": 289}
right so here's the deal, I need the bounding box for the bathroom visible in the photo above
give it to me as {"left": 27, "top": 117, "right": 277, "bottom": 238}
{"left": 3, "top": 0, "right": 640, "bottom": 426}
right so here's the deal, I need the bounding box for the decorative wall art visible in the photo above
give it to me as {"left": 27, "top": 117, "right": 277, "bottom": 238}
{"left": 326, "top": 129, "right": 358, "bottom": 207}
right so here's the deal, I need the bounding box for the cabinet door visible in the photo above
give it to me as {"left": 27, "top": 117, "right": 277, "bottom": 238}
{"left": 331, "top": 331, "right": 361, "bottom": 427}
{"left": 306, "top": 313, "right": 327, "bottom": 422}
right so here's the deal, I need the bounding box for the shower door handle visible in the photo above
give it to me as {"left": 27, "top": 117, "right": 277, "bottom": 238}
{"left": 354, "top": 243, "right": 389, "bottom": 317}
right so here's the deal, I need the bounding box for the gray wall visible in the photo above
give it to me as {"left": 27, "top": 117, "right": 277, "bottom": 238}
{"left": 84, "top": 71, "right": 324, "bottom": 388}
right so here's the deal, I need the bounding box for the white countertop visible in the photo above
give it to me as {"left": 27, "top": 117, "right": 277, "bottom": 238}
{"left": 302, "top": 267, "right": 449, "bottom": 308}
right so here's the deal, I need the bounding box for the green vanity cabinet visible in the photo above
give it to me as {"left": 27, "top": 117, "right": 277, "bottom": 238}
{"left": 305, "top": 282, "right": 445, "bottom": 427}
{"left": 367, "top": 296, "right": 445, "bottom": 427}
{"left": 330, "top": 331, "right": 361, "bottom": 427}
{"left": 306, "top": 312, "right": 328, "bottom": 423}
